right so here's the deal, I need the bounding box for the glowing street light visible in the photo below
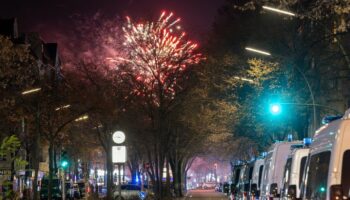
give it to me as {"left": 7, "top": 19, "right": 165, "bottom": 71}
{"left": 234, "top": 76, "right": 255, "bottom": 83}
{"left": 74, "top": 115, "right": 89, "bottom": 122}
{"left": 21, "top": 88, "right": 41, "bottom": 95}
{"left": 55, "top": 104, "right": 71, "bottom": 111}
{"left": 262, "top": 6, "right": 296, "bottom": 16}
{"left": 245, "top": 47, "right": 271, "bottom": 56}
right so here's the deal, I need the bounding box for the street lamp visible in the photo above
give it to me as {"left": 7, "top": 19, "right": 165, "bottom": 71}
{"left": 21, "top": 87, "right": 41, "bottom": 95}
{"left": 74, "top": 115, "right": 89, "bottom": 122}
{"left": 55, "top": 104, "right": 71, "bottom": 111}
{"left": 262, "top": 6, "right": 296, "bottom": 16}
{"left": 234, "top": 76, "right": 255, "bottom": 83}
{"left": 245, "top": 47, "right": 271, "bottom": 56}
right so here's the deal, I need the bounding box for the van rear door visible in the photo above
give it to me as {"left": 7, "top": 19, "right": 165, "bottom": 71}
{"left": 341, "top": 150, "right": 350, "bottom": 198}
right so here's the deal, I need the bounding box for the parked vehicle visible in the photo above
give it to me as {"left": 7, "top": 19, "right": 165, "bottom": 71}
{"left": 301, "top": 110, "right": 350, "bottom": 200}
{"left": 223, "top": 182, "right": 230, "bottom": 194}
{"left": 76, "top": 181, "right": 86, "bottom": 198}
{"left": 113, "top": 184, "right": 148, "bottom": 200}
{"left": 202, "top": 182, "right": 217, "bottom": 189}
{"left": 260, "top": 141, "right": 303, "bottom": 200}
{"left": 238, "top": 161, "right": 254, "bottom": 200}
{"left": 250, "top": 158, "right": 265, "bottom": 199}
{"left": 66, "top": 183, "right": 81, "bottom": 199}
{"left": 231, "top": 163, "right": 247, "bottom": 200}
{"left": 281, "top": 145, "right": 309, "bottom": 200}
{"left": 215, "top": 183, "right": 221, "bottom": 192}
{"left": 40, "top": 178, "right": 62, "bottom": 200}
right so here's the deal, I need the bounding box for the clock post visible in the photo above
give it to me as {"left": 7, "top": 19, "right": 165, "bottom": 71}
{"left": 112, "top": 131, "right": 126, "bottom": 199}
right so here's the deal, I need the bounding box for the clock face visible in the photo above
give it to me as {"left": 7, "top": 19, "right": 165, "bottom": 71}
{"left": 112, "top": 131, "right": 125, "bottom": 144}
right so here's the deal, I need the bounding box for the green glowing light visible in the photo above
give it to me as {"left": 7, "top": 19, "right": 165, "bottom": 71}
{"left": 320, "top": 187, "right": 326, "bottom": 192}
{"left": 61, "top": 160, "right": 68, "bottom": 168}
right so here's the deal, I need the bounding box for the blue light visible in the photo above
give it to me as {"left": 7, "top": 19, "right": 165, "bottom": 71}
{"left": 139, "top": 191, "right": 146, "bottom": 200}
{"left": 135, "top": 174, "right": 139, "bottom": 183}
{"left": 303, "top": 138, "right": 312, "bottom": 146}
{"left": 287, "top": 134, "right": 293, "bottom": 142}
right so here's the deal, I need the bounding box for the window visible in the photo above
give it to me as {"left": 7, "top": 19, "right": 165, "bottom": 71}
{"left": 342, "top": 150, "right": 350, "bottom": 197}
{"left": 299, "top": 156, "right": 307, "bottom": 188}
{"left": 233, "top": 168, "right": 241, "bottom": 185}
{"left": 243, "top": 165, "right": 254, "bottom": 192}
{"left": 258, "top": 165, "right": 263, "bottom": 188}
{"left": 305, "top": 151, "right": 331, "bottom": 200}
{"left": 248, "top": 166, "right": 254, "bottom": 180}
{"left": 282, "top": 158, "right": 292, "bottom": 197}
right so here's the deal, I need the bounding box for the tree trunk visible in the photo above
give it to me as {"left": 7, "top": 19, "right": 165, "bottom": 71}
{"left": 33, "top": 108, "right": 41, "bottom": 200}
{"left": 105, "top": 147, "right": 114, "bottom": 200}
{"left": 154, "top": 145, "right": 160, "bottom": 199}
{"left": 177, "top": 160, "right": 183, "bottom": 197}
{"left": 165, "top": 160, "right": 171, "bottom": 197}
{"left": 48, "top": 142, "right": 54, "bottom": 200}
{"left": 53, "top": 147, "right": 57, "bottom": 175}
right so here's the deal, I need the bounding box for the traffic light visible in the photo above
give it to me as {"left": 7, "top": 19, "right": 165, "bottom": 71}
{"left": 269, "top": 103, "right": 282, "bottom": 115}
{"left": 320, "top": 187, "right": 326, "bottom": 193}
{"left": 61, "top": 150, "right": 69, "bottom": 169}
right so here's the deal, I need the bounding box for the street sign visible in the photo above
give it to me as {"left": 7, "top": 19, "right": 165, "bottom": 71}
{"left": 112, "top": 146, "right": 126, "bottom": 163}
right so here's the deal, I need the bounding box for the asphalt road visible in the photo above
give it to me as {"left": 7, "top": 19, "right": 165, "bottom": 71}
{"left": 184, "top": 189, "right": 228, "bottom": 200}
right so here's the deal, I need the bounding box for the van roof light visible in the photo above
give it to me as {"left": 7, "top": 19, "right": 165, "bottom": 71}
{"left": 322, "top": 115, "right": 343, "bottom": 124}
{"left": 303, "top": 138, "right": 312, "bottom": 146}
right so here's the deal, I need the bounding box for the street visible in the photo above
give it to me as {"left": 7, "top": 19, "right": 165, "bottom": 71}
{"left": 184, "top": 190, "right": 228, "bottom": 200}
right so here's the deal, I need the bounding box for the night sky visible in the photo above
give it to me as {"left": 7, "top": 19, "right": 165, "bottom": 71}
{"left": 0, "top": 0, "right": 226, "bottom": 42}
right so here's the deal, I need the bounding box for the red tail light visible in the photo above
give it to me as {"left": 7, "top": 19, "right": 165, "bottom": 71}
{"left": 330, "top": 185, "right": 343, "bottom": 200}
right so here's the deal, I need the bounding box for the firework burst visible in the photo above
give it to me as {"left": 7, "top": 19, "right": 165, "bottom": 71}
{"left": 121, "top": 11, "right": 204, "bottom": 104}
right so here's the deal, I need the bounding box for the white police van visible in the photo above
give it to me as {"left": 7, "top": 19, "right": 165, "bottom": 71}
{"left": 250, "top": 158, "right": 265, "bottom": 199}
{"left": 231, "top": 163, "right": 246, "bottom": 200}
{"left": 301, "top": 109, "right": 350, "bottom": 200}
{"left": 281, "top": 142, "right": 310, "bottom": 200}
{"left": 260, "top": 141, "right": 303, "bottom": 200}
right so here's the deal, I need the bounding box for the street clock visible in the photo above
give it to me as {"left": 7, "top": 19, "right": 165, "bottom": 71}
{"left": 112, "top": 131, "right": 126, "bottom": 144}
